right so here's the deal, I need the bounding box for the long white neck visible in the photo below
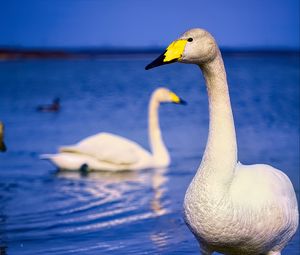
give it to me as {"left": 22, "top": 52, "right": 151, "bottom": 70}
{"left": 148, "top": 96, "right": 170, "bottom": 167}
{"left": 195, "top": 50, "right": 237, "bottom": 187}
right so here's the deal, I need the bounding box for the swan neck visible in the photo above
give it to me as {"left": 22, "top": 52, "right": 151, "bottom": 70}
{"left": 197, "top": 50, "right": 237, "bottom": 185}
{"left": 148, "top": 96, "right": 170, "bottom": 167}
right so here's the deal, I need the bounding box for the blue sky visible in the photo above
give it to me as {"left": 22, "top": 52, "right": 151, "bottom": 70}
{"left": 0, "top": 0, "right": 299, "bottom": 49}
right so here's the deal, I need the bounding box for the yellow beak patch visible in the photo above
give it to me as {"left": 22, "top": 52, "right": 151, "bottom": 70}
{"left": 164, "top": 39, "right": 187, "bottom": 62}
{"left": 170, "top": 92, "right": 181, "bottom": 103}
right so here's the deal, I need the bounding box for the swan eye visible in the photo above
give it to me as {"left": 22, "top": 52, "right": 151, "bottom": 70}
{"left": 187, "top": 38, "right": 193, "bottom": 42}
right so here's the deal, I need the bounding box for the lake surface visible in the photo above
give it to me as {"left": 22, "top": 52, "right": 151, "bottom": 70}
{"left": 0, "top": 53, "right": 299, "bottom": 254}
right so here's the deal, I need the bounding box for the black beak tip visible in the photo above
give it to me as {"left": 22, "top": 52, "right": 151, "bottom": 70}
{"left": 145, "top": 64, "right": 152, "bottom": 70}
{"left": 145, "top": 51, "right": 169, "bottom": 70}
{"left": 180, "top": 99, "right": 187, "bottom": 105}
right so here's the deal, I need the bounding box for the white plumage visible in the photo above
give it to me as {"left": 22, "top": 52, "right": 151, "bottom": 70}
{"left": 43, "top": 133, "right": 152, "bottom": 171}
{"left": 41, "top": 87, "right": 185, "bottom": 171}
{"left": 146, "top": 28, "right": 298, "bottom": 255}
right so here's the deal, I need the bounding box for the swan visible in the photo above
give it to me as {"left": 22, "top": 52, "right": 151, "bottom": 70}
{"left": 146, "top": 29, "right": 298, "bottom": 255}
{"left": 41, "top": 87, "right": 186, "bottom": 171}
{"left": 0, "top": 121, "right": 6, "bottom": 152}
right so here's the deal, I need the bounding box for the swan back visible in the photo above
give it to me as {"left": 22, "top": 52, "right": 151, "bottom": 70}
{"left": 60, "top": 132, "right": 150, "bottom": 165}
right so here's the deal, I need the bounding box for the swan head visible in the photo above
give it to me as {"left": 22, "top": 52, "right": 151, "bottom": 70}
{"left": 153, "top": 87, "right": 186, "bottom": 105}
{"left": 145, "top": 28, "right": 218, "bottom": 69}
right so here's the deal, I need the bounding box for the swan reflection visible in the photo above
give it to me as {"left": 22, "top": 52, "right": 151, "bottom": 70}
{"left": 54, "top": 167, "right": 169, "bottom": 232}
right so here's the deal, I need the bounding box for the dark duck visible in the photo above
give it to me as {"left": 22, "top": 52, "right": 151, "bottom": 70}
{"left": 37, "top": 98, "right": 60, "bottom": 112}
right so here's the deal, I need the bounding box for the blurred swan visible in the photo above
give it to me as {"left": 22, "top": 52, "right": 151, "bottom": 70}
{"left": 42, "top": 88, "right": 186, "bottom": 171}
{"left": 146, "top": 29, "right": 298, "bottom": 255}
{"left": 37, "top": 97, "right": 60, "bottom": 112}
{"left": 0, "top": 122, "right": 6, "bottom": 152}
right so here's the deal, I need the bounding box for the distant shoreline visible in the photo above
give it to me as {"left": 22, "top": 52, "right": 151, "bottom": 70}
{"left": 0, "top": 48, "right": 299, "bottom": 60}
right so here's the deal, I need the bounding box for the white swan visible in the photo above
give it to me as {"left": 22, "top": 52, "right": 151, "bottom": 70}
{"left": 41, "top": 87, "right": 186, "bottom": 171}
{"left": 146, "top": 29, "right": 298, "bottom": 255}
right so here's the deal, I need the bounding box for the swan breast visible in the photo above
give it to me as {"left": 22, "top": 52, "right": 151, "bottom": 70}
{"left": 183, "top": 163, "right": 298, "bottom": 253}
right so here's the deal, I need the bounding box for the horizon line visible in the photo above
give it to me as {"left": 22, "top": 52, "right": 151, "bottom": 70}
{"left": 1, "top": 45, "right": 299, "bottom": 51}
{"left": 0, "top": 46, "right": 299, "bottom": 60}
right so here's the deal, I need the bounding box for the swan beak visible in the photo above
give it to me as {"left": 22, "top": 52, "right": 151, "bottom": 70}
{"left": 145, "top": 39, "right": 187, "bottom": 70}
{"left": 170, "top": 92, "right": 187, "bottom": 105}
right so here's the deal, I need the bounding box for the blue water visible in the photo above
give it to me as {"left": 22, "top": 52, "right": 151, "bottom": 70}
{"left": 0, "top": 54, "right": 299, "bottom": 254}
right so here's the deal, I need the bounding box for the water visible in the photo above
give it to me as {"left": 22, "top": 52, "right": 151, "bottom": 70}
{"left": 0, "top": 54, "right": 299, "bottom": 254}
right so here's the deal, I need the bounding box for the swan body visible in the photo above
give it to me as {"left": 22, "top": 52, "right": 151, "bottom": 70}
{"left": 146, "top": 29, "right": 298, "bottom": 254}
{"left": 43, "top": 133, "right": 153, "bottom": 171}
{"left": 0, "top": 121, "right": 6, "bottom": 152}
{"left": 42, "top": 88, "right": 185, "bottom": 171}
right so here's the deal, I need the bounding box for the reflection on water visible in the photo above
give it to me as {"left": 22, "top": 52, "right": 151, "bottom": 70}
{"left": 0, "top": 167, "right": 171, "bottom": 254}
{"left": 55, "top": 167, "right": 169, "bottom": 231}
{"left": 150, "top": 231, "right": 170, "bottom": 250}
{"left": 0, "top": 203, "right": 7, "bottom": 255}
{"left": 0, "top": 54, "right": 299, "bottom": 254}
{"left": 150, "top": 168, "right": 168, "bottom": 215}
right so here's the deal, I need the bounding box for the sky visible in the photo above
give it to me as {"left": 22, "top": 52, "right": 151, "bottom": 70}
{"left": 0, "top": 0, "right": 299, "bottom": 49}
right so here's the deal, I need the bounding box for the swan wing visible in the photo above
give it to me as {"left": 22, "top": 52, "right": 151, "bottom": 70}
{"left": 59, "top": 132, "right": 150, "bottom": 165}
{"left": 231, "top": 163, "right": 299, "bottom": 235}
{"left": 232, "top": 163, "right": 298, "bottom": 207}
{"left": 41, "top": 152, "right": 136, "bottom": 171}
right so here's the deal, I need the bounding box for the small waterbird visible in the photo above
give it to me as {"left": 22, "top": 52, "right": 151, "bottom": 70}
{"left": 37, "top": 98, "right": 60, "bottom": 112}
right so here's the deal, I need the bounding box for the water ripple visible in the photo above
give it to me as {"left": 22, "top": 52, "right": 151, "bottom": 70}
{"left": 1, "top": 167, "right": 171, "bottom": 254}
